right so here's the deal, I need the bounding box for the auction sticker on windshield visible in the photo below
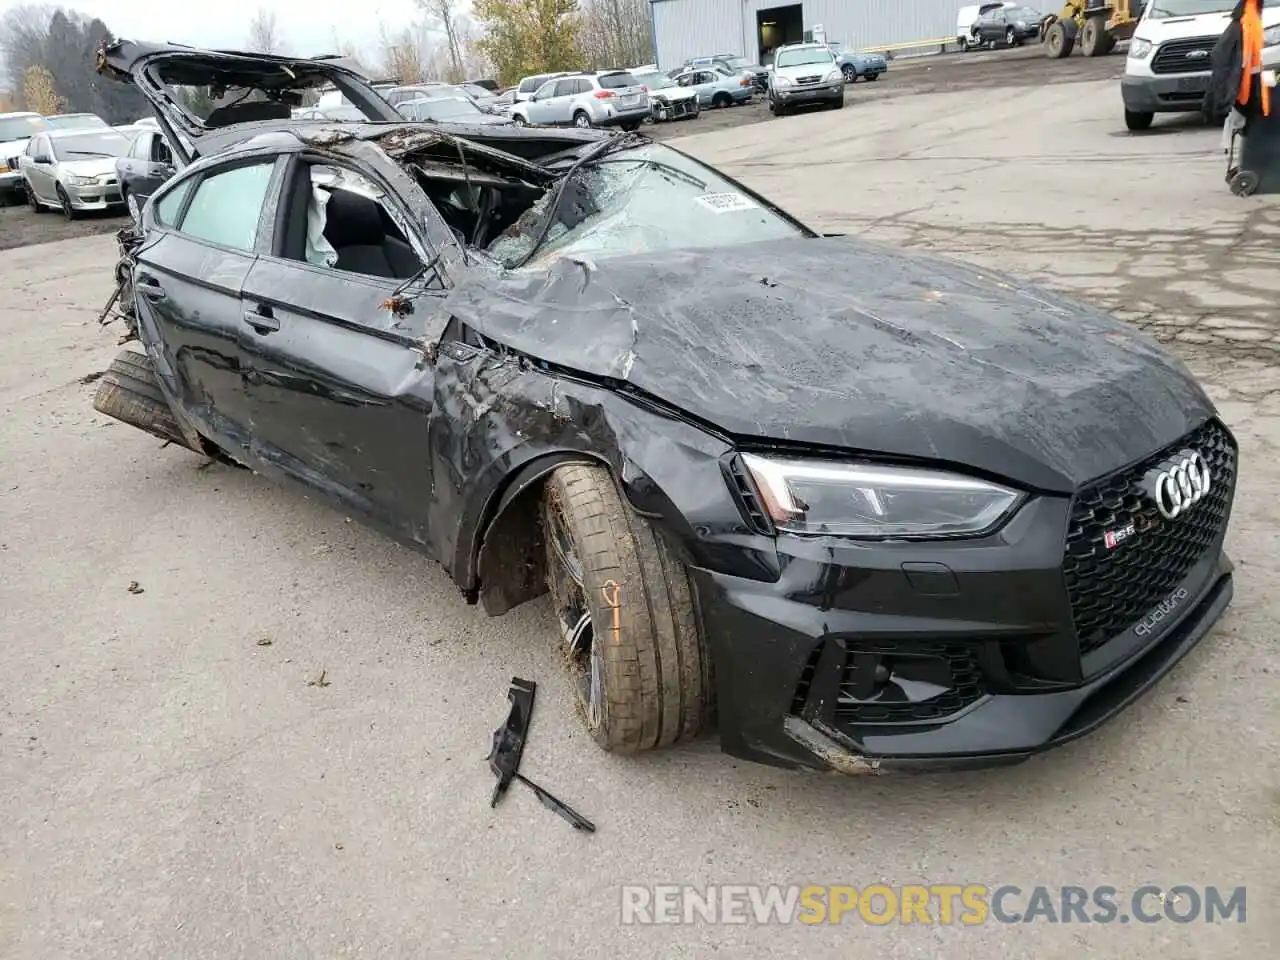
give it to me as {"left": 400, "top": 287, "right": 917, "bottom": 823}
{"left": 694, "top": 192, "right": 759, "bottom": 214}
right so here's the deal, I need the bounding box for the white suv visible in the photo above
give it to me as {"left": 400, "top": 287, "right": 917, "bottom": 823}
{"left": 510, "top": 71, "right": 650, "bottom": 130}
{"left": 768, "top": 42, "right": 844, "bottom": 116}
{"left": 1122, "top": 0, "right": 1280, "bottom": 131}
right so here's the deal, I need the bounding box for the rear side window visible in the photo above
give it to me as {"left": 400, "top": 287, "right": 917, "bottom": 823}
{"left": 519, "top": 76, "right": 544, "bottom": 93}
{"left": 178, "top": 161, "right": 275, "bottom": 252}
{"left": 598, "top": 72, "right": 638, "bottom": 89}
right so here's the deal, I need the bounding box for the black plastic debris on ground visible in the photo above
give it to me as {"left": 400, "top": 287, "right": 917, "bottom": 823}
{"left": 488, "top": 677, "right": 596, "bottom": 833}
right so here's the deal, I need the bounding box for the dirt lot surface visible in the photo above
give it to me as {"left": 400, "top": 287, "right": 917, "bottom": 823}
{"left": 3, "top": 47, "right": 1278, "bottom": 960}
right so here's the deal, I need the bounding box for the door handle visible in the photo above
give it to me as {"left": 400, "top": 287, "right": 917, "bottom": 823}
{"left": 135, "top": 279, "right": 165, "bottom": 299}
{"left": 243, "top": 307, "right": 279, "bottom": 333}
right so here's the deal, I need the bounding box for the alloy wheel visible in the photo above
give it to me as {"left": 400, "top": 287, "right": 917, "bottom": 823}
{"left": 543, "top": 494, "right": 604, "bottom": 730}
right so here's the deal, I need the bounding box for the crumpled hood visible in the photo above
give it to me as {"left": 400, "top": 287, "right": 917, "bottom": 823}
{"left": 445, "top": 237, "right": 1215, "bottom": 493}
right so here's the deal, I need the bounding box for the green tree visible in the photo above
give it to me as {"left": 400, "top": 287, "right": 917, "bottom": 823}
{"left": 473, "top": 0, "right": 583, "bottom": 86}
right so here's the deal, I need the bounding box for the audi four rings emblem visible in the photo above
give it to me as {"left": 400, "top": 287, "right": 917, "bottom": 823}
{"left": 1144, "top": 450, "right": 1212, "bottom": 520}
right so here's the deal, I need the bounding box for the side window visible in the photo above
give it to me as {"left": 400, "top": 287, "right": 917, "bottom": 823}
{"left": 178, "top": 161, "right": 276, "bottom": 251}
{"left": 152, "top": 137, "right": 172, "bottom": 165}
{"left": 575, "top": 78, "right": 592, "bottom": 94}
{"left": 552, "top": 79, "right": 576, "bottom": 97}
{"left": 154, "top": 176, "right": 194, "bottom": 226}
{"left": 276, "top": 163, "right": 423, "bottom": 282}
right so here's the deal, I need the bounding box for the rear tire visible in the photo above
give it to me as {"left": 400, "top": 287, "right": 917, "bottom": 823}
{"left": 1081, "top": 16, "right": 1109, "bottom": 57}
{"left": 866, "top": 73, "right": 879, "bottom": 81}
{"left": 713, "top": 92, "right": 732, "bottom": 108}
{"left": 573, "top": 110, "right": 592, "bottom": 128}
{"left": 541, "top": 464, "right": 710, "bottom": 754}
{"left": 26, "top": 183, "right": 44, "bottom": 213}
{"left": 620, "top": 120, "right": 641, "bottom": 132}
{"left": 1005, "top": 27, "right": 1018, "bottom": 47}
{"left": 1124, "top": 109, "right": 1154, "bottom": 131}
{"left": 92, "top": 350, "right": 189, "bottom": 449}
{"left": 511, "top": 114, "right": 527, "bottom": 127}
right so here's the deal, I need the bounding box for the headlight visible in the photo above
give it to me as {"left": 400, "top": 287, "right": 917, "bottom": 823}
{"left": 1129, "top": 38, "right": 1152, "bottom": 59}
{"left": 740, "top": 454, "right": 1023, "bottom": 539}
{"left": 66, "top": 174, "right": 96, "bottom": 186}
{"left": 773, "top": 75, "right": 793, "bottom": 87}
{"left": 824, "top": 68, "right": 842, "bottom": 83}
{"left": 1264, "top": 24, "right": 1280, "bottom": 46}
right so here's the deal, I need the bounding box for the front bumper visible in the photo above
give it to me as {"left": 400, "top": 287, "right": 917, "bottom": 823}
{"left": 0, "top": 169, "right": 22, "bottom": 195}
{"left": 774, "top": 83, "right": 844, "bottom": 106}
{"left": 66, "top": 179, "right": 125, "bottom": 209}
{"left": 651, "top": 97, "right": 700, "bottom": 121}
{"left": 1121, "top": 73, "right": 1211, "bottom": 113}
{"left": 693, "top": 419, "right": 1237, "bottom": 773}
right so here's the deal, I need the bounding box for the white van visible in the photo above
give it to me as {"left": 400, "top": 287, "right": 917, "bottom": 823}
{"left": 956, "top": 2, "right": 1016, "bottom": 50}
{"left": 1122, "top": 0, "right": 1280, "bottom": 131}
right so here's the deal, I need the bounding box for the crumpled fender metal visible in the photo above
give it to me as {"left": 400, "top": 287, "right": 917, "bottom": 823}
{"left": 425, "top": 337, "right": 783, "bottom": 615}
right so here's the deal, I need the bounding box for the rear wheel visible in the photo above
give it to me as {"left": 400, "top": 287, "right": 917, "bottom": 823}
{"left": 511, "top": 114, "right": 527, "bottom": 127}
{"left": 26, "top": 182, "right": 44, "bottom": 213}
{"left": 1081, "top": 16, "right": 1111, "bottom": 57}
{"left": 866, "top": 73, "right": 879, "bottom": 81}
{"left": 1124, "top": 108, "right": 1154, "bottom": 131}
{"left": 1005, "top": 26, "right": 1018, "bottom": 46}
{"left": 958, "top": 36, "right": 970, "bottom": 52}
{"left": 620, "top": 120, "right": 641, "bottom": 132}
{"left": 541, "top": 464, "right": 710, "bottom": 754}
{"left": 573, "top": 110, "right": 592, "bottom": 128}
{"left": 712, "top": 92, "right": 732, "bottom": 108}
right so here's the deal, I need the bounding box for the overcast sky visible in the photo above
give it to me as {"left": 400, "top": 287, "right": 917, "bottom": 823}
{"left": 0, "top": 0, "right": 454, "bottom": 59}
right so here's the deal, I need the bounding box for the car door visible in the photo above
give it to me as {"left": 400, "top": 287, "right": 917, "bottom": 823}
{"left": 237, "top": 156, "right": 442, "bottom": 543}
{"left": 25, "top": 135, "right": 53, "bottom": 201}
{"left": 523, "top": 79, "right": 559, "bottom": 124}
{"left": 695, "top": 71, "right": 719, "bottom": 105}
{"left": 139, "top": 132, "right": 177, "bottom": 202}
{"left": 131, "top": 156, "right": 283, "bottom": 450}
{"left": 543, "top": 78, "right": 580, "bottom": 125}
{"left": 116, "top": 131, "right": 147, "bottom": 197}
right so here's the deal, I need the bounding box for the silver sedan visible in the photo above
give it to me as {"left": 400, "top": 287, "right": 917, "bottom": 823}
{"left": 21, "top": 128, "right": 132, "bottom": 219}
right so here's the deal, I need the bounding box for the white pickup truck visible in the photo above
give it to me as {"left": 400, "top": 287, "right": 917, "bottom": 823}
{"left": 1122, "top": 0, "right": 1280, "bottom": 131}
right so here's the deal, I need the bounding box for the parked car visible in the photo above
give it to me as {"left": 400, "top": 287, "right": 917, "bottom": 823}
{"left": 509, "top": 71, "right": 649, "bottom": 130}
{"left": 685, "top": 54, "right": 770, "bottom": 90}
{"left": 0, "top": 111, "right": 47, "bottom": 205}
{"left": 116, "top": 126, "right": 178, "bottom": 219}
{"left": 955, "top": 1, "right": 1017, "bottom": 51}
{"left": 399, "top": 95, "right": 513, "bottom": 125}
{"left": 43, "top": 112, "right": 111, "bottom": 131}
{"left": 20, "top": 127, "right": 131, "bottom": 218}
{"left": 970, "top": 5, "right": 1048, "bottom": 47}
{"left": 1122, "top": 0, "right": 1280, "bottom": 132}
{"left": 824, "top": 43, "right": 888, "bottom": 82}
{"left": 670, "top": 66, "right": 755, "bottom": 109}
{"left": 767, "top": 42, "right": 844, "bottom": 116}
{"left": 513, "top": 71, "right": 571, "bottom": 103}
{"left": 292, "top": 105, "right": 366, "bottom": 121}
{"left": 630, "top": 70, "right": 701, "bottom": 121}
{"left": 93, "top": 38, "right": 1242, "bottom": 776}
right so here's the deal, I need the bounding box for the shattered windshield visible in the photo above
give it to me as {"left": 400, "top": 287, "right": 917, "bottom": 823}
{"left": 486, "top": 143, "right": 808, "bottom": 269}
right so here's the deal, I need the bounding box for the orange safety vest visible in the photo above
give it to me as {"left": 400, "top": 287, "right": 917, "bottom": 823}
{"left": 1239, "top": 0, "right": 1273, "bottom": 116}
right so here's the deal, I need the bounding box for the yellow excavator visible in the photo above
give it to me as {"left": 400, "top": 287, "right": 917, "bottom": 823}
{"left": 1041, "top": 0, "right": 1140, "bottom": 58}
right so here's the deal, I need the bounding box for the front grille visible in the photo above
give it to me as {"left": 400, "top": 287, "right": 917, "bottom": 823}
{"left": 796, "top": 75, "right": 822, "bottom": 85}
{"left": 1151, "top": 36, "right": 1218, "bottom": 74}
{"left": 1063, "top": 420, "right": 1235, "bottom": 655}
{"left": 834, "top": 639, "right": 984, "bottom": 724}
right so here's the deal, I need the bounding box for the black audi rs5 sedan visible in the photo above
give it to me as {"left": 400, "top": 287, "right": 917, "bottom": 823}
{"left": 91, "top": 39, "right": 1236, "bottom": 774}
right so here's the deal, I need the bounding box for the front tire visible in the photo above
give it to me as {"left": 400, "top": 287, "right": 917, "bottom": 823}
{"left": 620, "top": 120, "right": 641, "bottom": 132}
{"left": 1124, "top": 109, "right": 1154, "bottom": 131}
{"left": 56, "top": 185, "right": 77, "bottom": 220}
{"left": 842, "top": 64, "right": 857, "bottom": 82}
{"left": 1006, "top": 27, "right": 1017, "bottom": 46}
{"left": 541, "top": 464, "right": 710, "bottom": 754}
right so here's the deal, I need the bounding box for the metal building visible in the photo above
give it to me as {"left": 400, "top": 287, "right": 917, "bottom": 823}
{"left": 649, "top": 0, "right": 962, "bottom": 69}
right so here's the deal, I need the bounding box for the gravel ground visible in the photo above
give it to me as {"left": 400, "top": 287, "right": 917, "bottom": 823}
{"left": 3, "top": 44, "right": 1278, "bottom": 960}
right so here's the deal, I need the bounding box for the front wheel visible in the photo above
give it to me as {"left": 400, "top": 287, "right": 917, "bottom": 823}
{"left": 842, "top": 64, "right": 857, "bottom": 82}
{"left": 1124, "top": 109, "right": 1154, "bottom": 131}
{"left": 541, "top": 464, "right": 711, "bottom": 754}
{"left": 1006, "top": 27, "right": 1018, "bottom": 46}
{"left": 511, "top": 114, "right": 527, "bottom": 127}
{"left": 620, "top": 120, "right": 641, "bottom": 132}
{"left": 56, "top": 185, "right": 77, "bottom": 221}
